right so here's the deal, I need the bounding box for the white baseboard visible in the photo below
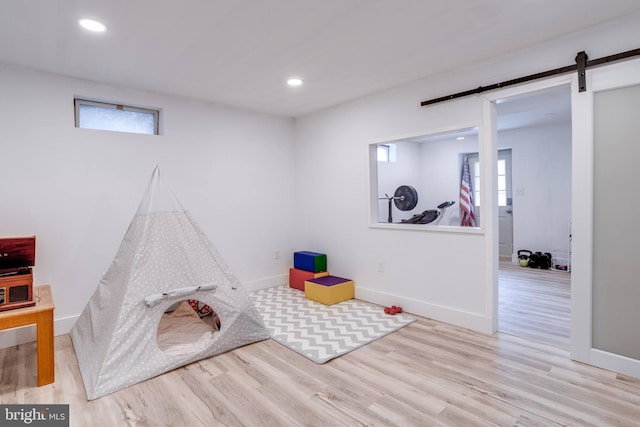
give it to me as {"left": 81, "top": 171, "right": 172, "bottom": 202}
{"left": 0, "top": 325, "right": 36, "bottom": 350}
{"left": 2, "top": 279, "right": 489, "bottom": 350}
{"left": 355, "top": 286, "right": 494, "bottom": 335}
{"left": 242, "top": 274, "right": 287, "bottom": 293}
{"left": 591, "top": 348, "right": 640, "bottom": 380}
{"left": 0, "top": 314, "right": 77, "bottom": 350}
{"left": 0, "top": 275, "right": 287, "bottom": 351}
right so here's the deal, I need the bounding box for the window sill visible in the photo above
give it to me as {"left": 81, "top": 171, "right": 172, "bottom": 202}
{"left": 368, "top": 222, "right": 484, "bottom": 234}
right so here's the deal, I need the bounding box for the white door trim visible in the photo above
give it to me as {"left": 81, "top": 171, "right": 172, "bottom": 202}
{"left": 570, "top": 72, "right": 594, "bottom": 364}
{"left": 481, "top": 75, "right": 573, "bottom": 335}
{"left": 481, "top": 61, "right": 640, "bottom": 379}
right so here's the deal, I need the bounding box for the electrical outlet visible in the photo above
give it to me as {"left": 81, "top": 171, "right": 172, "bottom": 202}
{"left": 273, "top": 250, "right": 280, "bottom": 260}
{"left": 377, "top": 260, "right": 385, "bottom": 273}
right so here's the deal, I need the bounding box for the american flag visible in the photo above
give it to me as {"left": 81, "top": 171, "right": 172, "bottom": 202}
{"left": 460, "top": 156, "right": 477, "bottom": 227}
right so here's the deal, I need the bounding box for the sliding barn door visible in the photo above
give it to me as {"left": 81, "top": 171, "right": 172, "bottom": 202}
{"left": 571, "top": 57, "right": 640, "bottom": 378}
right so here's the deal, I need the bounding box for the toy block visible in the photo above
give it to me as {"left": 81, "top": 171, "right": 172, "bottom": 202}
{"left": 293, "top": 251, "right": 327, "bottom": 273}
{"left": 304, "top": 275, "right": 354, "bottom": 305}
{"left": 289, "top": 268, "right": 329, "bottom": 291}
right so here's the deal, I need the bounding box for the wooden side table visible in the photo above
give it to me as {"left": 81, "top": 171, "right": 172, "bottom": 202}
{"left": 0, "top": 285, "right": 55, "bottom": 386}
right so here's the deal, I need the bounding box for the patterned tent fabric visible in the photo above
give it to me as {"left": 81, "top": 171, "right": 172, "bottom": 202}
{"left": 71, "top": 166, "right": 269, "bottom": 400}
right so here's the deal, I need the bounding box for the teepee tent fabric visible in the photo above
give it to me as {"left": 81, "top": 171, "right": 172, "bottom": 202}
{"left": 71, "top": 167, "right": 270, "bottom": 400}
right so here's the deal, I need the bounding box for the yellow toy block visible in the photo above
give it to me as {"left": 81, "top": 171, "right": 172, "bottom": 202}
{"left": 304, "top": 275, "right": 354, "bottom": 305}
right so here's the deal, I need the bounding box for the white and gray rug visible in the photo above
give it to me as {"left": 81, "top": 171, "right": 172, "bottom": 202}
{"left": 250, "top": 285, "right": 415, "bottom": 364}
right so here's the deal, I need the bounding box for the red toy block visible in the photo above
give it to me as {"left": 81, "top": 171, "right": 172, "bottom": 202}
{"left": 289, "top": 268, "right": 328, "bottom": 291}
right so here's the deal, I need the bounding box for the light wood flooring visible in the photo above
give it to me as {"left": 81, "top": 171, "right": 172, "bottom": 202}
{"left": 499, "top": 261, "right": 571, "bottom": 349}
{"left": 2, "top": 313, "right": 640, "bottom": 426}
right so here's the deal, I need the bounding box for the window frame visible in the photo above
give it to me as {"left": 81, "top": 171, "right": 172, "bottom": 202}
{"left": 368, "top": 125, "right": 483, "bottom": 233}
{"left": 466, "top": 151, "right": 510, "bottom": 209}
{"left": 74, "top": 98, "right": 160, "bottom": 135}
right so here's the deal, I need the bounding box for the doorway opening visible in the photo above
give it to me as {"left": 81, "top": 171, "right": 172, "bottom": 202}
{"left": 495, "top": 84, "right": 572, "bottom": 349}
{"left": 467, "top": 149, "right": 513, "bottom": 258}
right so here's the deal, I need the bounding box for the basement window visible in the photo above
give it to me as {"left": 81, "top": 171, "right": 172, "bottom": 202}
{"left": 74, "top": 99, "right": 159, "bottom": 135}
{"left": 377, "top": 143, "right": 397, "bottom": 162}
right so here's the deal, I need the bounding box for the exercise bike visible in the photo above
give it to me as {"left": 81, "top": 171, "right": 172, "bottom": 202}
{"left": 401, "top": 201, "right": 456, "bottom": 225}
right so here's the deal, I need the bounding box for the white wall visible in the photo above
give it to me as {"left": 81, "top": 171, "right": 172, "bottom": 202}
{"left": 294, "top": 12, "right": 640, "bottom": 334}
{"left": 499, "top": 123, "right": 572, "bottom": 265}
{"left": 295, "top": 89, "right": 489, "bottom": 331}
{"left": 0, "top": 64, "right": 296, "bottom": 347}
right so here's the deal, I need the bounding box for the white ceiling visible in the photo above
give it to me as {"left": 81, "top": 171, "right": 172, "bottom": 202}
{"left": 496, "top": 85, "right": 572, "bottom": 131}
{"left": 1, "top": 1, "right": 639, "bottom": 118}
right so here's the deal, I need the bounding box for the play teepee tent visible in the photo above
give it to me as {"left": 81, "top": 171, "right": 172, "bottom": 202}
{"left": 71, "top": 166, "right": 270, "bottom": 400}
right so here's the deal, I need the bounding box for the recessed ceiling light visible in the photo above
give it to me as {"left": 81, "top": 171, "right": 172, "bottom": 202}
{"left": 287, "top": 78, "right": 303, "bottom": 87}
{"left": 79, "top": 19, "right": 106, "bottom": 32}
{"left": 457, "top": 136, "right": 465, "bottom": 140}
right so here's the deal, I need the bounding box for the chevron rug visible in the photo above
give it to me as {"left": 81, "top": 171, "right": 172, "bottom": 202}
{"left": 249, "top": 285, "right": 415, "bottom": 364}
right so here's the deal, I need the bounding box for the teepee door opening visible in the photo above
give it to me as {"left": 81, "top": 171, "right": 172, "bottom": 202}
{"left": 156, "top": 300, "right": 221, "bottom": 357}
